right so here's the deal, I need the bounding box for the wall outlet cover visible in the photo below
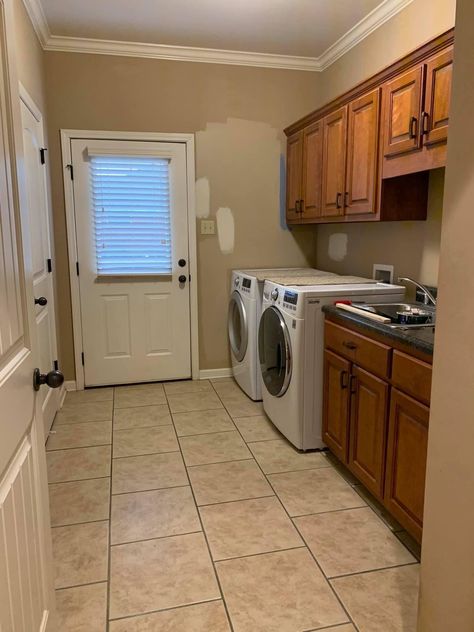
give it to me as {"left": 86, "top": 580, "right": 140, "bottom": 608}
{"left": 200, "top": 219, "right": 216, "bottom": 235}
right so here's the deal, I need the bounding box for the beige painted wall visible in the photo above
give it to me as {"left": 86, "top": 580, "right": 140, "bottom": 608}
{"left": 314, "top": 0, "right": 455, "bottom": 287}
{"left": 418, "top": 0, "right": 474, "bottom": 628}
{"left": 12, "top": 0, "right": 46, "bottom": 112}
{"left": 43, "top": 52, "right": 320, "bottom": 377}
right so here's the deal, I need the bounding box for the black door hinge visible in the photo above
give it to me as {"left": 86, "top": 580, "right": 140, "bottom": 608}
{"left": 40, "top": 148, "right": 47, "bottom": 165}
{"left": 53, "top": 359, "right": 59, "bottom": 370}
{"left": 47, "top": 258, "right": 52, "bottom": 273}
{"left": 76, "top": 261, "right": 79, "bottom": 276}
{"left": 67, "top": 164, "right": 74, "bottom": 180}
{"left": 81, "top": 352, "right": 85, "bottom": 366}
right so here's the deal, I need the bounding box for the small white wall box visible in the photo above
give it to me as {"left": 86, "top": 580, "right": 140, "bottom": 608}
{"left": 373, "top": 264, "right": 394, "bottom": 284}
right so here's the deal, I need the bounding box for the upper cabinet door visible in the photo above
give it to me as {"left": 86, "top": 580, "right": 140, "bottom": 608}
{"left": 286, "top": 131, "right": 303, "bottom": 224}
{"left": 345, "top": 89, "right": 380, "bottom": 216}
{"left": 301, "top": 120, "right": 323, "bottom": 220}
{"left": 383, "top": 66, "right": 424, "bottom": 156}
{"left": 423, "top": 46, "right": 454, "bottom": 146}
{"left": 322, "top": 106, "right": 348, "bottom": 217}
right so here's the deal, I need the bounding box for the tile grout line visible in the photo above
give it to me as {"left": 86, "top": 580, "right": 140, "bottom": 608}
{"left": 110, "top": 529, "right": 203, "bottom": 548}
{"left": 210, "top": 380, "right": 360, "bottom": 632}
{"left": 105, "top": 388, "right": 116, "bottom": 632}
{"left": 328, "top": 560, "right": 420, "bottom": 582}
{"left": 107, "top": 597, "right": 223, "bottom": 624}
{"left": 163, "top": 385, "right": 236, "bottom": 632}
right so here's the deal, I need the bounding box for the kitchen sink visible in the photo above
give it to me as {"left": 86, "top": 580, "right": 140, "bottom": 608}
{"left": 353, "top": 302, "right": 436, "bottom": 329}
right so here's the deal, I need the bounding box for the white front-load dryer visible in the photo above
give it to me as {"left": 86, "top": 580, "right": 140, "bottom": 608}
{"left": 259, "top": 280, "right": 405, "bottom": 450}
{"left": 228, "top": 268, "right": 335, "bottom": 401}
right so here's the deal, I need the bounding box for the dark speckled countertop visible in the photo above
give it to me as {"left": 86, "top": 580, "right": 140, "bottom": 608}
{"left": 323, "top": 305, "right": 434, "bottom": 356}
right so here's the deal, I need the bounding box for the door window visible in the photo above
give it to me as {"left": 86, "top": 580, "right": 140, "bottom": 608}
{"left": 228, "top": 291, "right": 248, "bottom": 362}
{"left": 259, "top": 306, "right": 292, "bottom": 396}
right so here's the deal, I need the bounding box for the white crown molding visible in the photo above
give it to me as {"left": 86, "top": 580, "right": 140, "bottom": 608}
{"left": 23, "top": 0, "right": 414, "bottom": 71}
{"left": 318, "top": 0, "right": 415, "bottom": 70}
{"left": 44, "top": 35, "right": 321, "bottom": 71}
{"left": 21, "top": 0, "right": 50, "bottom": 46}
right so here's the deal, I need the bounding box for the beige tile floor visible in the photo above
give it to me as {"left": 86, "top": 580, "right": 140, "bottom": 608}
{"left": 47, "top": 378, "right": 420, "bottom": 631}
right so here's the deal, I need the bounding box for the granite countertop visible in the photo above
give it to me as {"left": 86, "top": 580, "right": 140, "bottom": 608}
{"left": 322, "top": 305, "right": 434, "bottom": 356}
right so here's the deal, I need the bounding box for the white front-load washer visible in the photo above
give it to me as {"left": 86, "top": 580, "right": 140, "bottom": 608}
{"left": 228, "top": 268, "right": 335, "bottom": 401}
{"left": 258, "top": 280, "right": 405, "bottom": 450}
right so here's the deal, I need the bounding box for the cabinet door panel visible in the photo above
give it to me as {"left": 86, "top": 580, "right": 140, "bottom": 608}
{"left": 383, "top": 66, "right": 424, "bottom": 156}
{"left": 348, "top": 365, "right": 389, "bottom": 499}
{"left": 286, "top": 131, "right": 303, "bottom": 223}
{"left": 322, "top": 106, "right": 347, "bottom": 217}
{"left": 346, "top": 89, "right": 380, "bottom": 215}
{"left": 424, "top": 46, "right": 453, "bottom": 146}
{"left": 322, "top": 350, "right": 351, "bottom": 462}
{"left": 384, "top": 388, "right": 429, "bottom": 542}
{"left": 301, "top": 121, "right": 323, "bottom": 220}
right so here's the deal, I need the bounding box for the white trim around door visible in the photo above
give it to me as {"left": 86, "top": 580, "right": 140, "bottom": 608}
{"left": 60, "top": 129, "right": 199, "bottom": 390}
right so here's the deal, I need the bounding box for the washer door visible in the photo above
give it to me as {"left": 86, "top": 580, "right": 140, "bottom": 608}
{"left": 259, "top": 306, "right": 292, "bottom": 397}
{"left": 228, "top": 291, "right": 248, "bottom": 362}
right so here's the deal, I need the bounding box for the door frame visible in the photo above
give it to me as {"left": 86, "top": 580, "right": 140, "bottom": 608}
{"left": 60, "top": 129, "right": 199, "bottom": 390}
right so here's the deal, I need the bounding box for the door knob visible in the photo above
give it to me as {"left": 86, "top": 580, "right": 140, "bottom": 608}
{"left": 33, "top": 368, "right": 64, "bottom": 391}
{"left": 178, "top": 275, "right": 187, "bottom": 284}
{"left": 178, "top": 259, "right": 186, "bottom": 267}
{"left": 34, "top": 296, "right": 48, "bottom": 306}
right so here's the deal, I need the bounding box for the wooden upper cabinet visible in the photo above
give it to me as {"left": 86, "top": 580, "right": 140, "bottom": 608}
{"left": 301, "top": 121, "right": 323, "bottom": 221}
{"left": 423, "top": 46, "right": 454, "bottom": 146}
{"left": 345, "top": 89, "right": 380, "bottom": 215}
{"left": 322, "top": 106, "right": 348, "bottom": 217}
{"left": 348, "top": 365, "right": 389, "bottom": 499}
{"left": 383, "top": 66, "right": 424, "bottom": 157}
{"left": 384, "top": 388, "right": 429, "bottom": 541}
{"left": 286, "top": 131, "right": 303, "bottom": 223}
{"left": 322, "top": 350, "right": 350, "bottom": 463}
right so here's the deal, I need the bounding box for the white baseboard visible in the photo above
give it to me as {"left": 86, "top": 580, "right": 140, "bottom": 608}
{"left": 199, "top": 368, "right": 233, "bottom": 380}
{"left": 64, "top": 380, "right": 77, "bottom": 391}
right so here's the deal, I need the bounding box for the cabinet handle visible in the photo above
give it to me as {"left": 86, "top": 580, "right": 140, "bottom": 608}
{"left": 340, "top": 370, "right": 349, "bottom": 389}
{"left": 342, "top": 341, "right": 358, "bottom": 350}
{"left": 336, "top": 192, "right": 342, "bottom": 209}
{"left": 422, "top": 111, "right": 430, "bottom": 135}
{"left": 344, "top": 192, "right": 349, "bottom": 207}
{"left": 409, "top": 116, "right": 418, "bottom": 139}
{"left": 350, "top": 374, "right": 358, "bottom": 394}
{"left": 295, "top": 200, "right": 300, "bottom": 214}
{"left": 299, "top": 199, "right": 305, "bottom": 214}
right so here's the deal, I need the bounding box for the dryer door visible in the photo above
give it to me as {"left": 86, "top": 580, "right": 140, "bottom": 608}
{"left": 259, "top": 306, "right": 292, "bottom": 397}
{"left": 228, "top": 290, "right": 248, "bottom": 362}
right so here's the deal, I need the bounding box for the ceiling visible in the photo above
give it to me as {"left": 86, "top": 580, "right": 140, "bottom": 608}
{"left": 26, "top": 0, "right": 415, "bottom": 70}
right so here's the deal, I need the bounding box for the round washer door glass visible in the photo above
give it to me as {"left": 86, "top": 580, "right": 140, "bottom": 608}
{"left": 228, "top": 291, "right": 248, "bottom": 362}
{"left": 259, "top": 306, "right": 292, "bottom": 397}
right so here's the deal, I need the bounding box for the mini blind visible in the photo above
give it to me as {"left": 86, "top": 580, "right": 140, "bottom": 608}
{"left": 90, "top": 155, "right": 172, "bottom": 275}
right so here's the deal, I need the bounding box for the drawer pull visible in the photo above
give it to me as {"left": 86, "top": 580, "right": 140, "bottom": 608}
{"left": 340, "top": 370, "right": 349, "bottom": 389}
{"left": 350, "top": 374, "right": 358, "bottom": 394}
{"left": 343, "top": 341, "right": 358, "bottom": 350}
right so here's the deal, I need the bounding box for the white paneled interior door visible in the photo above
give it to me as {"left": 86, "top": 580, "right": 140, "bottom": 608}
{"left": 0, "top": 1, "right": 55, "bottom": 628}
{"left": 71, "top": 139, "right": 191, "bottom": 386}
{"left": 20, "top": 93, "right": 60, "bottom": 436}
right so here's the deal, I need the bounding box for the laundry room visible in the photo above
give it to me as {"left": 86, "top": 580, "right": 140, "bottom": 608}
{"left": 3, "top": 0, "right": 474, "bottom": 631}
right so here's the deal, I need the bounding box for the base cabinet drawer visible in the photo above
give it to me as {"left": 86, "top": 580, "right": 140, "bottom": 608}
{"left": 392, "top": 350, "right": 432, "bottom": 405}
{"left": 384, "top": 388, "right": 429, "bottom": 541}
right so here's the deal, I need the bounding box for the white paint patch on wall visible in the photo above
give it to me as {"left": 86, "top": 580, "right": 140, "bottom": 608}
{"left": 328, "top": 233, "right": 348, "bottom": 262}
{"left": 216, "top": 207, "right": 235, "bottom": 254}
{"left": 195, "top": 177, "right": 210, "bottom": 218}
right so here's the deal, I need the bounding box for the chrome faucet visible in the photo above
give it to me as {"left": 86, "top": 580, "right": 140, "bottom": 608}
{"left": 398, "top": 277, "right": 437, "bottom": 307}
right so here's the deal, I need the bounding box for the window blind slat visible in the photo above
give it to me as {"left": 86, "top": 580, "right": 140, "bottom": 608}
{"left": 91, "top": 155, "right": 172, "bottom": 275}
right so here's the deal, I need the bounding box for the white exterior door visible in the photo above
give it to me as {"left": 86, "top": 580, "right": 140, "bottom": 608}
{"left": 0, "top": 2, "right": 55, "bottom": 629}
{"left": 71, "top": 139, "right": 191, "bottom": 386}
{"left": 20, "top": 92, "right": 60, "bottom": 436}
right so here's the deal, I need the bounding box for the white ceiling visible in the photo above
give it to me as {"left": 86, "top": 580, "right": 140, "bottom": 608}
{"left": 25, "top": 0, "right": 415, "bottom": 70}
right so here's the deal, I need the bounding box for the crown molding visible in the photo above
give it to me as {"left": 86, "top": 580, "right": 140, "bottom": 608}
{"left": 23, "top": 0, "right": 414, "bottom": 72}
{"left": 318, "top": 0, "right": 415, "bottom": 70}
{"left": 43, "top": 36, "right": 321, "bottom": 71}
{"left": 21, "top": 0, "right": 50, "bottom": 45}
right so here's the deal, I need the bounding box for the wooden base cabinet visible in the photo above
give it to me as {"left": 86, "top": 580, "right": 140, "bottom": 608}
{"left": 384, "top": 389, "right": 429, "bottom": 542}
{"left": 323, "top": 318, "right": 432, "bottom": 542}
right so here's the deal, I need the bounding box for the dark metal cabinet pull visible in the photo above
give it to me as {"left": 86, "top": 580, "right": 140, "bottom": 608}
{"left": 422, "top": 111, "right": 430, "bottom": 135}
{"left": 342, "top": 340, "right": 358, "bottom": 350}
{"left": 340, "top": 370, "right": 349, "bottom": 389}
{"left": 299, "top": 199, "right": 305, "bottom": 214}
{"left": 344, "top": 192, "right": 349, "bottom": 207}
{"left": 409, "top": 116, "right": 418, "bottom": 139}
{"left": 350, "top": 374, "right": 358, "bottom": 394}
{"left": 336, "top": 192, "right": 342, "bottom": 209}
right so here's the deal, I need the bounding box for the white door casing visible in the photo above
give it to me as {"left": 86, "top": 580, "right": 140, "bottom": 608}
{"left": 20, "top": 87, "right": 60, "bottom": 436}
{"left": 71, "top": 138, "right": 192, "bottom": 386}
{"left": 0, "top": 0, "right": 56, "bottom": 629}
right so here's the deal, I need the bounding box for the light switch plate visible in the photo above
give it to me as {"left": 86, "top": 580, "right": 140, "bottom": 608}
{"left": 201, "top": 219, "right": 215, "bottom": 235}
